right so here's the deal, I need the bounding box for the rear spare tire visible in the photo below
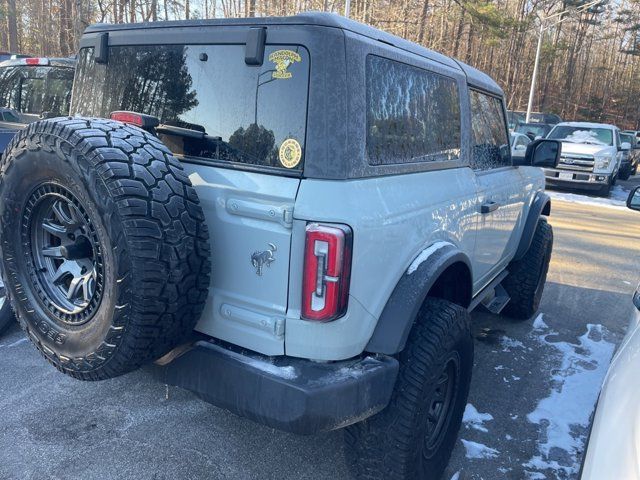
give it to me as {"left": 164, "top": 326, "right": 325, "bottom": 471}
{"left": 0, "top": 118, "right": 210, "bottom": 380}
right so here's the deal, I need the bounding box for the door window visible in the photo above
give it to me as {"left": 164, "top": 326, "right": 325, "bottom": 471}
{"left": 469, "top": 90, "right": 511, "bottom": 170}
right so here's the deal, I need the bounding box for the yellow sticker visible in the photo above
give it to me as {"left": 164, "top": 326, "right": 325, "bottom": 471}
{"left": 279, "top": 139, "right": 302, "bottom": 168}
{"left": 268, "top": 50, "right": 302, "bottom": 79}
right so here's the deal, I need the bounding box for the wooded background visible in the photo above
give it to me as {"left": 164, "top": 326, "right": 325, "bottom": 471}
{"left": 1, "top": 0, "right": 639, "bottom": 128}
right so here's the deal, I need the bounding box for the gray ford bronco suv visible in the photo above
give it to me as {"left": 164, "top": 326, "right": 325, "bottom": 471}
{"left": 0, "top": 13, "right": 560, "bottom": 480}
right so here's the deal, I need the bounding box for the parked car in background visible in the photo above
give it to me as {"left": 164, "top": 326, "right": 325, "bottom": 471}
{"left": 0, "top": 52, "right": 29, "bottom": 62}
{"left": 622, "top": 129, "right": 640, "bottom": 142}
{"left": 511, "top": 132, "right": 531, "bottom": 162}
{"left": 515, "top": 111, "right": 563, "bottom": 125}
{"left": 581, "top": 189, "right": 640, "bottom": 478}
{"left": 507, "top": 110, "right": 525, "bottom": 130}
{"left": 544, "top": 122, "right": 625, "bottom": 196}
{"left": 0, "top": 57, "right": 76, "bottom": 152}
{"left": 618, "top": 132, "right": 638, "bottom": 180}
{"left": 515, "top": 122, "right": 552, "bottom": 140}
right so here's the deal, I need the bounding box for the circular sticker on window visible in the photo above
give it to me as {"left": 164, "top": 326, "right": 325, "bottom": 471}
{"left": 279, "top": 139, "right": 302, "bottom": 169}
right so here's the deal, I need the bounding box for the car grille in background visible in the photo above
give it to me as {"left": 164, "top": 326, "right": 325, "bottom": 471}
{"left": 557, "top": 154, "right": 595, "bottom": 172}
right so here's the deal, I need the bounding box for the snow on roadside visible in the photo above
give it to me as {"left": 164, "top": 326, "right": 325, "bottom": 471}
{"left": 461, "top": 439, "right": 500, "bottom": 459}
{"left": 462, "top": 404, "right": 494, "bottom": 433}
{"left": 525, "top": 316, "right": 615, "bottom": 477}
{"left": 547, "top": 185, "right": 630, "bottom": 210}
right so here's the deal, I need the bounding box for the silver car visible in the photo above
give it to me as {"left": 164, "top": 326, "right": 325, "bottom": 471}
{"left": 581, "top": 187, "right": 640, "bottom": 479}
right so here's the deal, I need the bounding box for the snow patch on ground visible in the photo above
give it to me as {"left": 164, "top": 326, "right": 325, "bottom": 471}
{"left": 461, "top": 439, "right": 499, "bottom": 459}
{"left": 449, "top": 472, "right": 460, "bottom": 480}
{"left": 533, "top": 313, "right": 548, "bottom": 331}
{"left": 501, "top": 336, "right": 525, "bottom": 351}
{"left": 0, "top": 337, "right": 28, "bottom": 348}
{"left": 525, "top": 320, "right": 615, "bottom": 476}
{"left": 525, "top": 471, "right": 547, "bottom": 480}
{"left": 547, "top": 184, "right": 630, "bottom": 210}
{"left": 407, "top": 241, "right": 452, "bottom": 275}
{"left": 462, "top": 404, "right": 494, "bottom": 432}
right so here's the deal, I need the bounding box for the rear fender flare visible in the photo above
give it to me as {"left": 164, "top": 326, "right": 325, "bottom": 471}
{"left": 365, "top": 243, "right": 472, "bottom": 355}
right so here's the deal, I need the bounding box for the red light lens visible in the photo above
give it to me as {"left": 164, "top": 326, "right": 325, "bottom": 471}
{"left": 302, "top": 224, "right": 352, "bottom": 321}
{"left": 110, "top": 111, "right": 144, "bottom": 126}
{"left": 24, "top": 58, "right": 49, "bottom": 66}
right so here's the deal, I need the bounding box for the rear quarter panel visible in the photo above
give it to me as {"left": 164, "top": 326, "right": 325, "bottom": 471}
{"left": 286, "top": 167, "right": 480, "bottom": 360}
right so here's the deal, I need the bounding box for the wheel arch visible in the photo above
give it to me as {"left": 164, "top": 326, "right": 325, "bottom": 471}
{"left": 365, "top": 243, "right": 473, "bottom": 355}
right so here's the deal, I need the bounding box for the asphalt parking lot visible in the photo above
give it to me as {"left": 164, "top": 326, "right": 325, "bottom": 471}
{"left": 1, "top": 177, "right": 639, "bottom": 480}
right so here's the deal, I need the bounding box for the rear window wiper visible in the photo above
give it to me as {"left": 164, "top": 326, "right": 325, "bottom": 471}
{"left": 155, "top": 124, "right": 222, "bottom": 143}
{"left": 109, "top": 111, "right": 222, "bottom": 142}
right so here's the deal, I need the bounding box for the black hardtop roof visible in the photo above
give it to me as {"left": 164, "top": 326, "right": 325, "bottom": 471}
{"left": 84, "top": 12, "right": 503, "bottom": 96}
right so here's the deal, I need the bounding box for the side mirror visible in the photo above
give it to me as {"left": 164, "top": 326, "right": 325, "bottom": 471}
{"left": 627, "top": 186, "right": 640, "bottom": 212}
{"left": 523, "top": 138, "right": 561, "bottom": 168}
{"left": 621, "top": 142, "right": 631, "bottom": 151}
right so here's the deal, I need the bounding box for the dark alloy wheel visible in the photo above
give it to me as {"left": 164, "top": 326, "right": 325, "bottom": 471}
{"left": 24, "top": 184, "right": 104, "bottom": 325}
{"left": 423, "top": 357, "right": 459, "bottom": 458}
{"left": 0, "top": 118, "right": 211, "bottom": 380}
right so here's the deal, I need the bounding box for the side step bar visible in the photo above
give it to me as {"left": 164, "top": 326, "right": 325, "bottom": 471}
{"left": 468, "top": 270, "right": 511, "bottom": 314}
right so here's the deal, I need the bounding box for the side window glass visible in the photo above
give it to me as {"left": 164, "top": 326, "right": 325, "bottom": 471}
{"left": 469, "top": 90, "right": 511, "bottom": 170}
{"left": 366, "top": 55, "right": 461, "bottom": 165}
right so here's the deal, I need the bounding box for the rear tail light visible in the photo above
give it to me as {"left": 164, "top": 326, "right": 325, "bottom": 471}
{"left": 110, "top": 111, "right": 160, "bottom": 129}
{"left": 302, "top": 223, "right": 352, "bottom": 322}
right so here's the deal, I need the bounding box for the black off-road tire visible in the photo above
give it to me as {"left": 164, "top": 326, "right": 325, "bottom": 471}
{"left": 599, "top": 183, "right": 611, "bottom": 197}
{"left": 619, "top": 166, "right": 631, "bottom": 181}
{"left": 501, "top": 218, "right": 553, "bottom": 320}
{"left": 345, "top": 298, "right": 473, "bottom": 480}
{"left": 0, "top": 117, "right": 210, "bottom": 380}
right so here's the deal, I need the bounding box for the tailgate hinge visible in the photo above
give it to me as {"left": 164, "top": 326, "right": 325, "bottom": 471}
{"left": 282, "top": 207, "right": 294, "bottom": 228}
{"left": 274, "top": 317, "right": 286, "bottom": 337}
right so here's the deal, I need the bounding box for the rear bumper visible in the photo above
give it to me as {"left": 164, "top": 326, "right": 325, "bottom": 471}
{"left": 544, "top": 168, "right": 610, "bottom": 191}
{"left": 150, "top": 340, "right": 399, "bottom": 435}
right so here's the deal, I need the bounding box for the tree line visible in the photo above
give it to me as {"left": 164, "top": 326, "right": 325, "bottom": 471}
{"left": 1, "top": 0, "right": 639, "bottom": 128}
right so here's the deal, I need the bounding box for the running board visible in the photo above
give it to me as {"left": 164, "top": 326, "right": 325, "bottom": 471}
{"left": 481, "top": 284, "right": 511, "bottom": 314}
{"left": 468, "top": 270, "right": 510, "bottom": 313}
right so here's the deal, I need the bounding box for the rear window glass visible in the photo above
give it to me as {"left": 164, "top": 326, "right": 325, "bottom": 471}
{"left": 73, "top": 45, "right": 310, "bottom": 171}
{"left": 0, "top": 65, "right": 74, "bottom": 118}
{"left": 365, "top": 55, "right": 461, "bottom": 165}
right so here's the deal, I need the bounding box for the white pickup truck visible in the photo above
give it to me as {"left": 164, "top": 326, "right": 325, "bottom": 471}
{"left": 544, "top": 122, "right": 629, "bottom": 196}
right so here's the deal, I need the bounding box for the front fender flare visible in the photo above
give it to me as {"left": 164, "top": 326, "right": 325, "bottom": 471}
{"left": 365, "top": 243, "right": 472, "bottom": 355}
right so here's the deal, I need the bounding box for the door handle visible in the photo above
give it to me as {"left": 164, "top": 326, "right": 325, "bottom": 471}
{"left": 481, "top": 201, "right": 500, "bottom": 214}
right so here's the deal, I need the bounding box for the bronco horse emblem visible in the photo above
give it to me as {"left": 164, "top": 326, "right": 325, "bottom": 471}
{"left": 251, "top": 243, "right": 277, "bottom": 276}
